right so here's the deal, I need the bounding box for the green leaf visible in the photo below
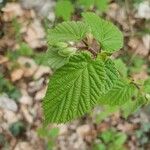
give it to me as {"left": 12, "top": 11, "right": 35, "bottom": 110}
{"left": 99, "top": 80, "right": 136, "bottom": 105}
{"left": 0, "top": 74, "right": 21, "bottom": 101}
{"left": 129, "top": 55, "right": 145, "bottom": 74}
{"left": 43, "top": 52, "right": 119, "bottom": 124}
{"left": 82, "top": 12, "right": 123, "bottom": 53}
{"left": 121, "top": 96, "right": 145, "bottom": 118}
{"left": 47, "top": 21, "right": 89, "bottom": 43}
{"left": 94, "top": 143, "right": 106, "bottom": 150}
{"left": 78, "top": 0, "right": 95, "bottom": 9}
{"left": 18, "top": 42, "right": 33, "bottom": 56}
{"left": 114, "top": 59, "right": 128, "bottom": 77}
{"left": 35, "top": 47, "right": 69, "bottom": 70}
{"left": 58, "top": 47, "right": 77, "bottom": 57}
{"left": 37, "top": 127, "right": 48, "bottom": 138}
{"left": 95, "top": 0, "right": 108, "bottom": 12}
{"left": 46, "top": 47, "right": 69, "bottom": 69}
{"left": 144, "top": 78, "right": 150, "bottom": 94}
{"left": 55, "top": 0, "right": 74, "bottom": 21}
{"left": 48, "top": 128, "right": 59, "bottom": 138}
{"left": 143, "top": 78, "right": 150, "bottom": 102}
{"left": 102, "top": 59, "right": 120, "bottom": 90}
{"left": 114, "top": 132, "right": 127, "bottom": 146}
{"left": 100, "top": 130, "right": 113, "bottom": 143}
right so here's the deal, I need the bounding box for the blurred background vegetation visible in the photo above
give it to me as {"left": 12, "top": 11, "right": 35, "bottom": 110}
{"left": 0, "top": 0, "right": 150, "bottom": 150}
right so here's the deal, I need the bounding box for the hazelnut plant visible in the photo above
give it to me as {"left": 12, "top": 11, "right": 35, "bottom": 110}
{"left": 42, "top": 12, "right": 150, "bottom": 124}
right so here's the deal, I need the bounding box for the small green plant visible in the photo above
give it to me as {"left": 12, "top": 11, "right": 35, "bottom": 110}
{"left": 42, "top": 12, "right": 150, "bottom": 124}
{"left": 0, "top": 74, "right": 21, "bottom": 100}
{"left": 0, "top": 133, "right": 6, "bottom": 147}
{"left": 78, "top": 0, "right": 108, "bottom": 12}
{"left": 55, "top": 0, "right": 108, "bottom": 21}
{"left": 55, "top": 0, "right": 74, "bottom": 21}
{"left": 136, "top": 122, "right": 150, "bottom": 146}
{"left": 37, "top": 127, "right": 59, "bottom": 150}
{"left": 9, "top": 121, "right": 26, "bottom": 137}
{"left": 94, "top": 128, "right": 127, "bottom": 150}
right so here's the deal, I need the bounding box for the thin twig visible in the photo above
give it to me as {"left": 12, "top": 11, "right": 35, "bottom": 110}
{"left": 82, "top": 40, "right": 97, "bottom": 57}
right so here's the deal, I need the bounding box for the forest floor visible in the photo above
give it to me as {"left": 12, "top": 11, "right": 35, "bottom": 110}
{"left": 0, "top": 1, "right": 150, "bottom": 150}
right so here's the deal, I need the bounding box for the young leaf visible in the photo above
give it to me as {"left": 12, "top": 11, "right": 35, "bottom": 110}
{"left": 43, "top": 52, "right": 119, "bottom": 124}
{"left": 55, "top": 0, "right": 74, "bottom": 21}
{"left": 35, "top": 47, "right": 69, "bottom": 70}
{"left": 98, "top": 80, "right": 136, "bottom": 105}
{"left": 82, "top": 12, "right": 123, "bottom": 53}
{"left": 47, "top": 21, "right": 89, "bottom": 43}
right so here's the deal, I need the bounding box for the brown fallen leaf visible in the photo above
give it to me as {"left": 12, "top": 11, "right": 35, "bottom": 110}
{"left": 117, "top": 122, "right": 137, "bottom": 132}
{"left": 0, "top": 55, "right": 8, "bottom": 64}
{"left": 2, "top": 3, "right": 24, "bottom": 22}
{"left": 132, "top": 72, "right": 149, "bottom": 81}
{"left": 96, "top": 122, "right": 110, "bottom": 133}
{"left": 107, "top": 3, "right": 130, "bottom": 31}
{"left": 17, "top": 57, "right": 38, "bottom": 78}
{"left": 128, "top": 37, "right": 149, "bottom": 56}
{"left": 23, "top": 20, "right": 45, "bottom": 48}
{"left": 76, "top": 124, "right": 91, "bottom": 138}
{"left": 11, "top": 68, "right": 24, "bottom": 82}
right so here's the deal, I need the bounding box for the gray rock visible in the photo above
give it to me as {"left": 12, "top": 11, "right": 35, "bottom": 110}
{"left": 20, "top": 0, "right": 55, "bottom": 20}
{"left": 0, "top": 94, "right": 18, "bottom": 112}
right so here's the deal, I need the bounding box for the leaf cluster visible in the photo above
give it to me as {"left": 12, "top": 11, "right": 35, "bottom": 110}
{"left": 43, "top": 12, "right": 150, "bottom": 124}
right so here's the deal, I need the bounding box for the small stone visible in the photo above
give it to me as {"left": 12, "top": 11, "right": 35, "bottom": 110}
{"left": 136, "top": 1, "right": 150, "bottom": 19}
{"left": 34, "top": 65, "right": 51, "bottom": 80}
{"left": 28, "top": 78, "right": 44, "bottom": 93}
{"left": 19, "top": 90, "right": 33, "bottom": 105}
{"left": 21, "top": 105, "right": 33, "bottom": 124}
{"left": 0, "top": 94, "right": 18, "bottom": 112}
{"left": 20, "top": 0, "right": 55, "bottom": 18}
{"left": 23, "top": 20, "right": 46, "bottom": 48}
{"left": 17, "top": 57, "right": 38, "bottom": 77}
{"left": 69, "top": 120, "right": 80, "bottom": 130}
{"left": 34, "top": 87, "right": 47, "bottom": 101}
{"left": 142, "top": 34, "right": 150, "bottom": 51}
{"left": 14, "top": 142, "right": 34, "bottom": 150}
{"left": 74, "top": 137, "right": 86, "bottom": 150}
{"left": 76, "top": 124, "right": 91, "bottom": 137}
{"left": 11, "top": 68, "right": 24, "bottom": 82}
{"left": 48, "top": 11, "right": 55, "bottom": 22}
{"left": 3, "top": 110, "right": 21, "bottom": 124}
{"left": 55, "top": 124, "right": 68, "bottom": 135}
